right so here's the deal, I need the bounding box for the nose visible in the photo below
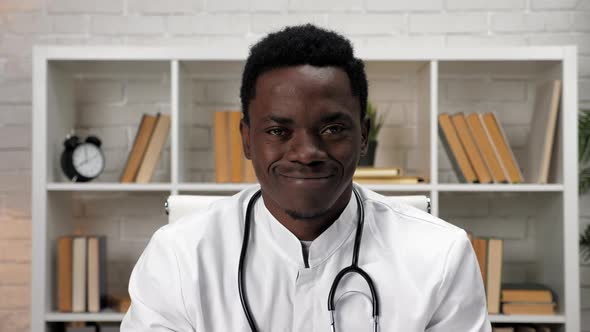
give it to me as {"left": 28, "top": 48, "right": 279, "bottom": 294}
{"left": 286, "top": 129, "right": 328, "bottom": 166}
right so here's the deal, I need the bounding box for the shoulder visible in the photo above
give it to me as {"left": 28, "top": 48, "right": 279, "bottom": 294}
{"left": 152, "top": 186, "right": 259, "bottom": 254}
{"left": 357, "top": 185, "right": 468, "bottom": 256}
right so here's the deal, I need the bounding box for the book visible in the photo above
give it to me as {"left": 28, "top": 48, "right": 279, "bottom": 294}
{"left": 438, "top": 113, "right": 478, "bottom": 183}
{"left": 87, "top": 236, "right": 107, "bottom": 313}
{"left": 353, "top": 167, "right": 401, "bottom": 178}
{"left": 120, "top": 114, "right": 157, "bottom": 183}
{"left": 492, "top": 328, "right": 514, "bottom": 332}
{"left": 524, "top": 80, "right": 562, "bottom": 184}
{"left": 136, "top": 113, "right": 171, "bottom": 183}
{"left": 229, "top": 111, "right": 244, "bottom": 182}
{"left": 72, "top": 237, "right": 87, "bottom": 312}
{"left": 501, "top": 283, "right": 553, "bottom": 303}
{"left": 502, "top": 302, "right": 556, "bottom": 315}
{"left": 353, "top": 176, "right": 424, "bottom": 184}
{"left": 466, "top": 113, "right": 509, "bottom": 183}
{"left": 486, "top": 238, "right": 503, "bottom": 314}
{"left": 110, "top": 293, "right": 131, "bottom": 313}
{"left": 244, "top": 159, "right": 257, "bottom": 183}
{"left": 472, "top": 237, "right": 488, "bottom": 287}
{"left": 482, "top": 113, "right": 523, "bottom": 183}
{"left": 57, "top": 236, "right": 73, "bottom": 312}
{"left": 214, "top": 111, "right": 230, "bottom": 183}
{"left": 452, "top": 113, "right": 493, "bottom": 183}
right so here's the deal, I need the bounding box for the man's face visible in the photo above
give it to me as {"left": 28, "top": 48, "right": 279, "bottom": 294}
{"left": 241, "top": 65, "right": 368, "bottom": 220}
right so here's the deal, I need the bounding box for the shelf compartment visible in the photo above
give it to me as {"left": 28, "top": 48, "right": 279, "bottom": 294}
{"left": 439, "top": 191, "right": 567, "bottom": 317}
{"left": 46, "top": 60, "right": 172, "bottom": 184}
{"left": 437, "top": 60, "right": 564, "bottom": 186}
{"left": 44, "top": 191, "right": 170, "bottom": 314}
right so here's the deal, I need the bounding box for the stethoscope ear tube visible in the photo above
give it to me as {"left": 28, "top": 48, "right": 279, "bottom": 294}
{"left": 238, "top": 190, "right": 262, "bottom": 332}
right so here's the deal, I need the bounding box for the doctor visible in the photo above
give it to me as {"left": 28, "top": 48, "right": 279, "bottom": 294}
{"left": 121, "top": 24, "right": 491, "bottom": 331}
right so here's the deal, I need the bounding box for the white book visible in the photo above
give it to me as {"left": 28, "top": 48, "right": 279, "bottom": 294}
{"left": 72, "top": 237, "right": 87, "bottom": 312}
{"left": 524, "top": 80, "right": 561, "bottom": 184}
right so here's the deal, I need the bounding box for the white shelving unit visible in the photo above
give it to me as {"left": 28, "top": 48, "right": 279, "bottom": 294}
{"left": 32, "top": 46, "right": 579, "bottom": 331}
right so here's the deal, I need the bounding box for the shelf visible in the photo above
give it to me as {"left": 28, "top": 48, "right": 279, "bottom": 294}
{"left": 177, "top": 182, "right": 257, "bottom": 193}
{"left": 489, "top": 314, "right": 566, "bottom": 324}
{"left": 436, "top": 184, "right": 564, "bottom": 192}
{"left": 46, "top": 183, "right": 174, "bottom": 192}
{"left": 45, "top": 312, "right": 125, "bottom": 322}
{"left": 43, "top": 312, "right": 566, "bottom": 324}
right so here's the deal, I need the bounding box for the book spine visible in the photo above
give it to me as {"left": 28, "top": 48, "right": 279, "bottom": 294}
{"left": 229, "top": 112, "right": 244, "bottom": 183}
{"left": 214, "top": 111, "right": 230, "bottom": 183}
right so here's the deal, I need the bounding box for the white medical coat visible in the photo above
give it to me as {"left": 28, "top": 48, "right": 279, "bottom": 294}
{"left": 121, "top": 185, "right": 492, "bottom": 331}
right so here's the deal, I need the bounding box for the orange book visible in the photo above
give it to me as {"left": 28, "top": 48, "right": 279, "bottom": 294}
{"left": 120, "top": 114, "right": 157, "bottom": 183}
{"left": 57, "top": 236, "right": 73, "bottom": 312}
{"left": 452, "top": 113, "right": 492, "bottom": 184}
{"left": 214, "top": 111, "right": 230, "bottom": 183}
{"left": 136, "top": 113, "right": 171, "bottom": 183}
{"left": 502, "top": 302, "right": 556, "bottom": 315}
{"left": 438, "top": 113, "right": 478, "bottom": 183}
{"left": 466, "top": 113, "right": 508, "bottom": 183}
{"left": 482, "top": 113, "right": 523, "bottom": 183}
{"left": 244, "top": 159, "right": 257, "bottom": 183}
{"left": 229, "top": 112, "right": 244, "bottom": 183}
{"left": 501, "top": 283, "right": 553, "bottom": 303}
{"left": 473, "top": 237, "right": 487, "bottom": 288}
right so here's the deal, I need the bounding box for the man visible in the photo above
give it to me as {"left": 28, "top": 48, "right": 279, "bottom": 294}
{"left": 121, "top": 24, "right": 491, "bottom": 331}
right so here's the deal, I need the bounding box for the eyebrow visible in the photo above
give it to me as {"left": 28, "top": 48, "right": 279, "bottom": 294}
{"left": 266, "top": 115, "right": 294, "bottom": 125}
{"left": 319, "top": 112, "right": 354, "bottom": 124}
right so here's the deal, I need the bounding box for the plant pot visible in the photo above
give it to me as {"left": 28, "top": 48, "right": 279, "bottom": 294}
{"left": 358, "top": 140, "right": 378, "bottom": 166}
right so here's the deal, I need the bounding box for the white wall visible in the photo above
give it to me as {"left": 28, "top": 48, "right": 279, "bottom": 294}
{"left": 0, "top": 0, "right": 589, "bottom": 330}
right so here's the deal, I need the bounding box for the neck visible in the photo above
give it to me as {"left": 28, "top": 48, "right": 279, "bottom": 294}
{"left": 261, "top": 187, "right": 353, "bottom": 241}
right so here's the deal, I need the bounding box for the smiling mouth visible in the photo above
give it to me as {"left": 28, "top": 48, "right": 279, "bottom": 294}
{"left": 279, "top": 174, "right": 334, "bottom": 180}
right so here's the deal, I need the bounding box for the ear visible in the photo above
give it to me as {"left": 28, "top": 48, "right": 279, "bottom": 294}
{"left": 360, "top": 117, "right": 370, "bottom": 156}
{"left": 240, "top": 119, "right": 252, "bottom": 160}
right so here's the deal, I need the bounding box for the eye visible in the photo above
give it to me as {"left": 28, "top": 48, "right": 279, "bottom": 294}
{"left": 267, "top": 127, "right": 287, "bottom": 137}
{"left": 321, "top": 125, "right": 345, "bottom": 135}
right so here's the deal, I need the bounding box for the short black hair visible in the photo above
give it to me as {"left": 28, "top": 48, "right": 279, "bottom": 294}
{"left": 240, "top": 24, "right": 368, "bottom": 125}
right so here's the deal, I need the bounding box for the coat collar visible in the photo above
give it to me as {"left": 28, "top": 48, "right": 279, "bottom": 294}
{"left": 253, "top": 188, "right": 358, "bottom": 269}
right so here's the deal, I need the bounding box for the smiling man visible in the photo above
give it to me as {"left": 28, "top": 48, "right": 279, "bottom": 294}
{"left": 121, "top": 24, "right": 491, "bottom": 331}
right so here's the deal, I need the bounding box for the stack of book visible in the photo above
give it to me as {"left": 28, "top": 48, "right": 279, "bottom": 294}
{"left": 470, "top": 236, "right": 504, "bottom": 314}
{"left": 501, "top": 283, "right": 556, "bottom": 315}
{"left": 352, "top": 167, "right": 425, "bottom": 184}
{"left": 57, "top": 236, "right": 107, "bottom": 313}
{"left": 213, "top": 111, "right": 256, "bottom": 183}
{"left": 438, "top": 80, "right": 561, "bottom": 184}
{"left": 120, "top": 113, "right": 171, "bottom": 183}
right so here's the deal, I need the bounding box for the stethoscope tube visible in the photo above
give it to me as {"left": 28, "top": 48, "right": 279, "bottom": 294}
{"left": 238, "top": 187, "right": 379, "bottom": 332}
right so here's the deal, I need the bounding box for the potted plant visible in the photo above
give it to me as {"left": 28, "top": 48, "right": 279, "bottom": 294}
{"left": 579, "top": 110, "right": 590, "bottom": 261}
{"left": 359, "top": 101, "right": 386, "bottom": 166}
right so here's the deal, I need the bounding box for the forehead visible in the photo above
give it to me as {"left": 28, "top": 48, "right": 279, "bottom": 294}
{"left": 255, "top": 65, "right": 352, "bottom": 97}
{"left": 250, "top": 65, "right": 359, "bottom": 121}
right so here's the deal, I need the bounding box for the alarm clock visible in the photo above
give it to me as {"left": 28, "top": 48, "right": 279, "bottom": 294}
{"left": 61, "top": 135, "right": 105, "bottom": 182}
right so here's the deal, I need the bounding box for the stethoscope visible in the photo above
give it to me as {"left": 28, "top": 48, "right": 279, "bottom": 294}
{"left": 238, "top": 187, "right": 380, "bottom": 332}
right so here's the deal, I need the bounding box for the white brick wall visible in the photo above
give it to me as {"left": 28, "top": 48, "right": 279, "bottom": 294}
{"left": 1, "top": 0, "right": 589, "bottom": 331}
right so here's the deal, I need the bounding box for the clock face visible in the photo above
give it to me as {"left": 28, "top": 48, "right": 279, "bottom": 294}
{"left": 72, "top": 143, "right": 105, "bottom": 179}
